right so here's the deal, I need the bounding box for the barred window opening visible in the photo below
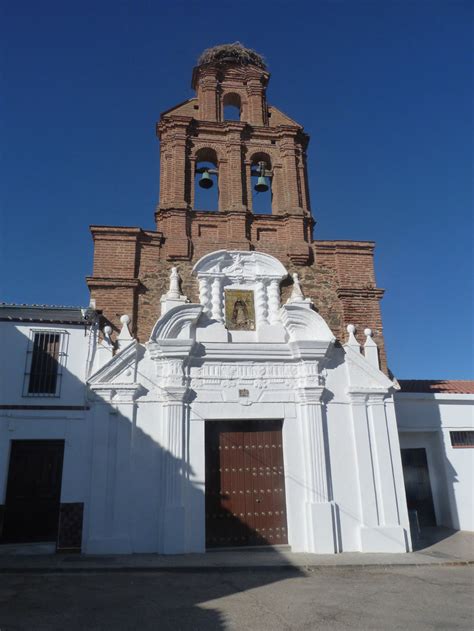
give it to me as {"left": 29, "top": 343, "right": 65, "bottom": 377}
{"left": 23, "top": 331, "right": 67, "bottom": 397}
{"left": 450, "top": 431, "right": 474, "bottom": 449}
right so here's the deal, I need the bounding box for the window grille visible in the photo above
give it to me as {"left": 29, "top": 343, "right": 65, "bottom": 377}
{"left": 450, "top": 431, "right": 474, "bottom": 448}
{"left": 23, "top": 330, "right": 68, "bottom": 397}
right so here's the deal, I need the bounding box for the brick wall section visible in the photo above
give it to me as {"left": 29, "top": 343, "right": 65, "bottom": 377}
{"left": 87, "top": 218, "right": 388, "bottom": 373}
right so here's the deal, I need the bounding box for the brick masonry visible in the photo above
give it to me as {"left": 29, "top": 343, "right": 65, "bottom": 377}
{"left": 87, "top": 52, "right": 388, "bottom": 373}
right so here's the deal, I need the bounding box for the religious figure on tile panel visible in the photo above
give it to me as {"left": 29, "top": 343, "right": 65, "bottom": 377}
{"left": 225, "top": 289, "right": 255, "bottom": 330}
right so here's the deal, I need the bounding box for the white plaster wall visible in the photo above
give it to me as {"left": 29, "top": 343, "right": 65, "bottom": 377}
{"left": 325, "top": 402, "right": 361, "bottom": 551}
{"left": 396, "top": 393, "right": 474, "bottom": 531}
{"left": 129, "top": 401, "right": 163, "bottom": 552}
{"left": 81, "top": 338, "right": 411, "bottom": 555}
{"left": 0, "top": 412, "right": 91, "bottom": 513}
{"left": 0, "top": 322, "right": 94, "bottom": 406}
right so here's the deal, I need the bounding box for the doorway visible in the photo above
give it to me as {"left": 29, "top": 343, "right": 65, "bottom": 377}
{"left": 205, "top": 420, "right": 288, "bottom": 548}
{"left": 401, "top": 447, "right": 437, "bottom": 527}
{"left": 1, "top": 440, "right": 64, "bottom": 543}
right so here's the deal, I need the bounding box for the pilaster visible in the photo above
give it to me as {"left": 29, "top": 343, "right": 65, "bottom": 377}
{"left": 348, "top": 390, "right": 408, "bottom": 552}
{"left": 296, "top": 379, "right": 337, "bottom": 553}
{"left": 160, "top": 381, "right": 189, "bottom": 554}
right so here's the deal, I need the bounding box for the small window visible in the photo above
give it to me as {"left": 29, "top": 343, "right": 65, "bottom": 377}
{"left": 23, "top": 330, "right": 68, "bottom": 397}
{"left": 450, "top": 431, "right": 474, "bottom": 448}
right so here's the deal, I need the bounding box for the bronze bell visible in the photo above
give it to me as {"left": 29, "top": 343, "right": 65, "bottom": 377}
{"left": 254, "top": 175, "right": 269, "bottom": 193}
{"left": 199, "top": 170, "right": 213, "bottom": 189}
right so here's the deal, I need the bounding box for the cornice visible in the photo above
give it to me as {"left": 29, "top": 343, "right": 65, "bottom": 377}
{"left": 191, "top": 62, "right": 270, "bottom": 90}
{"left": 337, "top": 287, "right": 385, "bottom": 300}
{"left": 89, "top": 225, "right": 142, "bottom": 240}
{"left": 315, "top": 240, "right": 376, "bottom": 253}
{"left": 86, "top": 277, "right": 141, "bottom": 289}
{"left": 89, "top": 383, "right": 144, "bottom": 403}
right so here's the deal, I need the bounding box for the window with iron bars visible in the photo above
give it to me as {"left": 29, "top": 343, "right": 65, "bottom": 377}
{"left": 450, "top": 431, "right": 474, "bottom": 449}
{"left": 23, "top": 330, "right": 68, "bottom": 397}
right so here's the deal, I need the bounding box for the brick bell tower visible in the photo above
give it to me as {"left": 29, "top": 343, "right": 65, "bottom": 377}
{"left": 156, "top": 43, "right": 312, "bottom": 264}
{"left": 87, "top": 43, "right": 388, "bottom": 371}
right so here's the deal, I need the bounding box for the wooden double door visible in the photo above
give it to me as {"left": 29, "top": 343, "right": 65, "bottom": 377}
{"left": 1, "top": 440, "right": 64, "bottom": 543}
{"left": 205, "top": 420, "right": 288, "bottom": 548}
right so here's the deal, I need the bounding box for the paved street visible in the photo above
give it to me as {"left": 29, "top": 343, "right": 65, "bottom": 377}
{"left": 0, "top": 565, "right": 472, "bottom": 630}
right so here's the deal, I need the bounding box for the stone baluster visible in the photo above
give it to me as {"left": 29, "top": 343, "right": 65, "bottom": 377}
{"left": 267, "top": 279, "right": 281, "bottom": 325}
{"left": 198, "top": 277, "right": 212, "bottom": 316}
{"left": 211, "top": 277, "right": 223, "bottom": 322}
{"left": 255, "top": 280, "right": 269, "bottom": 326}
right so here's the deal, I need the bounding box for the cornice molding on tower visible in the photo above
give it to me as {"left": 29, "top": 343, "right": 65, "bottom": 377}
{"left": 314, "top": 240, "right": 376, "bottom": 253}
{"left": 336, "top": 287, "right": 385, "bottom": 300}
{"left": 86, "top": 277, "right": 141, "bottom": 289}
{"left": 191, "top": 62, "right": 270, "bottom": 91}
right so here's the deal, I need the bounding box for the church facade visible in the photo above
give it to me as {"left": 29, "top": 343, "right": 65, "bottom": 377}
{"left": 83, "top": 45, "right": 409, "bottom": 554}
{"left": 1, "top": 45, "right": 472, "bottom": 554}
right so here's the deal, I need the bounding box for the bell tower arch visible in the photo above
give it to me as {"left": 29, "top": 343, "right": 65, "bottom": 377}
{"left": 156, "top": 43, "right": 313, "bottom": 264}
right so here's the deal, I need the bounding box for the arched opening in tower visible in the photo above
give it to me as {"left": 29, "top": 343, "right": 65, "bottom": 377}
{"left": 194, "top": 148, "right": 219, "bottom": 211}
{"left": 222, "top": 92, "right": 241, "bottom": 121}
{"left": 251, "top": 153, "right": 272, "bottom": 214}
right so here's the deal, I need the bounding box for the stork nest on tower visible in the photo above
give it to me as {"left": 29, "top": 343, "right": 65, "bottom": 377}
{"left": 198, "top": 42, "right": 267, "bottom": 70}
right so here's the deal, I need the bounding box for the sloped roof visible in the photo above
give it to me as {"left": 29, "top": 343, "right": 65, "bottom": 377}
{"left": 398, "top": 380, "right": 474, "bottom": 394}
{"left": 0, "top": 303, "right": 97, "bottom": 325}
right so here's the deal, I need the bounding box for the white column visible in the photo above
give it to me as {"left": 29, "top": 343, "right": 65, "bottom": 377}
{"left": 198, "top": 277, "right": 212, "bottom": 316}
{"left": 267, "top": 279, "right": 280, "bottom": 325}
{"left": 297, "top": 385, "right": 336, "bottom": 553}
{"left": 211, "top": 276, "right": 223, "bottom": 322}
{"left": 255, "top": 279, "right": 268, "bottom": 326}
{"left": 160, "top": 363, "right": 188, "bottom": 554}
{"left": 161, "top": 389, "right": 188, "bottom": 554}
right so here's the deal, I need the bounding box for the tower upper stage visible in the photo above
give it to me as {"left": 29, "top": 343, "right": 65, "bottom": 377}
{"left": 156, "top": 43, "right": 311, "bottom": 229}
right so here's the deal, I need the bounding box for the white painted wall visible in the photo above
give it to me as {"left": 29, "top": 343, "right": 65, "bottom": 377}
{"left": 395, "top": 393, "right": 474, "bottom": 531}
{"left": 0, "top": 321, "right": 95, "bottom": 406}
{"left": 0, "top": 321, "right": 96, "bottom": 542}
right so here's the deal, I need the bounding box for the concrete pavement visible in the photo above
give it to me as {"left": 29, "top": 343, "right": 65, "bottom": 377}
{"left": 0, "top": 529, "right": 472, "bottom": 573}
{"left": 0, "top": 565, "right": 472, "bottom": 630}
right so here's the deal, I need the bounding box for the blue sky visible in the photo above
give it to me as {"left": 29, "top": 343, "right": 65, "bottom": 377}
{"left": 1, "top": 0, "right": 472, "bottom": 378}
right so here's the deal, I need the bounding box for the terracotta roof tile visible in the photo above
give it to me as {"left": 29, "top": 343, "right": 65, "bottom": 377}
{"left": 398, "top": 380, "right": 474, "bottom": 394}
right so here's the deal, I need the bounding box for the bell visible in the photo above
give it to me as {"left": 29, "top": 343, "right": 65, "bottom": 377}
{"left": 199, "top": 170, "right": 213, "bottom": 189}
{"left": 254, "top": 175, "right": 269, "bottom": 193}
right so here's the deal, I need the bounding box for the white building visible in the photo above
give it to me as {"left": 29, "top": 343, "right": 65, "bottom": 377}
{"left": 0, "top": 304, "right": 97, "bottom": 550}
{"left": 1, "top": 258, "right": 471, "bottom": 555}
{"left": 395, "top": 381, "right": 474, "bottom": 533}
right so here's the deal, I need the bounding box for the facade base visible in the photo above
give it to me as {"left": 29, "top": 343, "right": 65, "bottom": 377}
{"left": 84, "top": 537, "right": 132, "bottom": 555}
{"left": 163, "top": 506, "right": 185, "bottom": 554}
{"left": 359, "top": 526, "right": 408, "bottom": 553}
{"left": 305, "top": 501, "right": 337, "bottom": 554}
